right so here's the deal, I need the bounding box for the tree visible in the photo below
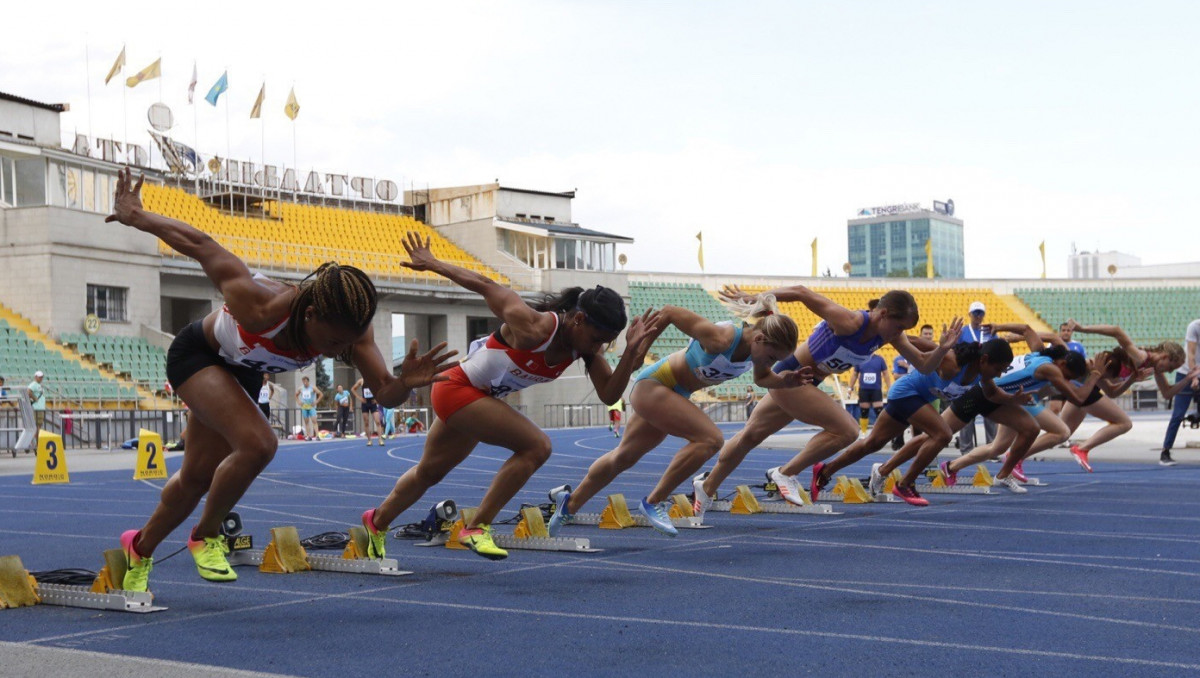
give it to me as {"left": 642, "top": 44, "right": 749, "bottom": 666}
{"left": 314, "top": 359, "right": 332, "bottom": 405}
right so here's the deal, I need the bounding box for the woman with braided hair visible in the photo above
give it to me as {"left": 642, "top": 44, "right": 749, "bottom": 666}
{"left": 106, "top": 169, "right": 457, "bottom": 593}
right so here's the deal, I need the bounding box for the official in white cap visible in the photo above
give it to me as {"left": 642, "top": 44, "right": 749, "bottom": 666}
{"left": 957, "top": 301, "right": 996, "bottom": 451}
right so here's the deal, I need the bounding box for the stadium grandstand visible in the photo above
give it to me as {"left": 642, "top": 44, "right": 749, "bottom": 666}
{"left": 2, "top": 88, "right": 1200, "bottom": 441}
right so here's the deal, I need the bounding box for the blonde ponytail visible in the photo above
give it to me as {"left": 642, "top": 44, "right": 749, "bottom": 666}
{"left": 722, "top": 292, "right": 779, "bottom": 320}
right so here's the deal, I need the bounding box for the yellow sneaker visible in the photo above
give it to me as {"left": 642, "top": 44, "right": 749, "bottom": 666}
{"left": 361, "top": 508, "right": 386, "bottom": 559}
{"left": 457, "top": 524, "right": 508, "bottom": 560}
{"left": 120, "top": 529, "right": 153, "bottom": 592}
{"left": 187, "top": 532, "right": 238, "bottom": 582}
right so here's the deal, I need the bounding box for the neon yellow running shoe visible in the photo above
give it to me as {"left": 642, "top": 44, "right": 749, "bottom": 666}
{"left": 457, "top": 524, "right": 508, "bottom": 560}
{"left": 187, "top": 532, "right": 238, "bottom": 582}
{"left": 120, "top": 529, "right": 153, "bottom": 592}
{"left": 361, "top": 508, "right": 387, "bottom": 559}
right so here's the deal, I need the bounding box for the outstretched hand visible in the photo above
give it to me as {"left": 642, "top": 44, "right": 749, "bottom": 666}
{"left": 940, "top": 317, "right": 964, "bottom": 349}
{"left": 105, "top": 167, "right": 145, "bottom": 228}
{"left": 398, "top": 339, "right": 459, "bottom": 389}
{"left": 718, "top": 285, "right": 757, "bottom": 305}
{"left": 778, "top": 365, "right": 814, "bottom": 389}
{"left": 399, "top": 232, "right": 440, "bottom": 271}
{"left": 624, "top": 307, "right": 664, "bottom": 359}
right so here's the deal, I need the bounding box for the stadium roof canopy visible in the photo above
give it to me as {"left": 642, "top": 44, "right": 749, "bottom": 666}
{"left": 0, "top": 91, "right": 68, "bottom": 112}
{"left": 496, "top": 218, "right": 633, "bottom": 243}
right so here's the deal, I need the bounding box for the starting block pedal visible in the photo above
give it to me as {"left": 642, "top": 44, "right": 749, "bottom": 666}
{"left": 442, "top": 507, "right": 601, "bottom": 553}
{"left": 709, "top": 485, "right": 838, "bottom": 515}
{"left": 572, "top": 493, "right": 711, "bottom": 530}
{"left": 917, "top": 467, "right": 992, "bottom": 494}
{"left": 1, "top": 552, "right": 166, "bottom": 614}
{"left": 228, "top": 526, "right": 412, "bottom": 576}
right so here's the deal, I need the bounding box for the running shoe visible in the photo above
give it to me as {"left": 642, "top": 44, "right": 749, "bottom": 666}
{"left": 366, "top": 438, "right": 374, "bottom": 446}
{"left": 867, "top": 463, "right": 885, "bottom": 496}
{"left": 361, "top": 508, "right": 387, "bottom": 559}
{"left": 1160, "top": 451, "right": 1178, "bottom": 467}
{"left": 993, "top": 475, "right": 1028, "bottom": 493}
{"left": 119, "top": 529, "right": 153, "bottom": 592}
{"left": 458, "top": 524, "right": 509, "bottom": 560}
{"left": 692, "top": 472, "right": 714, "bottom": 521}
{"left": 1070, "top": 444, "right": 1093, "bottom": 473}
{"left": 808, "top": 462, "right": 828, "bottom": 503}
{"left": 768, "top": 467, "right": 806, "bottom": 507}
{"left": 1011, "top": 461, "right": 1028, "bottom": 484}
{"left": 939, "top": 460, "right": 957, "bottom": 487}
{"left": 188, "top": 531, "right": 238, "bottom": 582}
{"left": 891, "top": 484, "right": 930, "bottom": 506}
{"left": 547, "top": 488, "right": 574, "bottom": 537}
{"left": 638, "top": 497, "right": 679, "bottom": 537}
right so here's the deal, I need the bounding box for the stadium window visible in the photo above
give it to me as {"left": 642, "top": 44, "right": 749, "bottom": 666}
{"left": 0, "top": 156, "right": 13, "bottom": 205}
{"left": 87, "top": 284, "right": 128, "bottom": 322}
{"left": 516, "top": 213, "right": 527, "bottom": 220}
{"left": 15, "top": 157, "right": 46, "bottom": 206}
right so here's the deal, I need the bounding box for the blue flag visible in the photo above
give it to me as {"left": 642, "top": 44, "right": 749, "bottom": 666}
{"left": 205, "top": 71, "right": 228, "bottom": 106}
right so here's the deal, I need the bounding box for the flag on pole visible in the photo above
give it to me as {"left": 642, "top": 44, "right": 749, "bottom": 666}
{"left": 696, "top": 231, "right": 705, "bottom": 271}
{"left": 250, "top": 83, "right": 265, "bottom": 119}
{"left": 925, "top": 239, "right": 934, "bottom": 278}
{"left": 187, "top": 62, "right": 198, "bottom": 104}
{"left": 1039, "top": 241, "right": 1046, "bottom": 279}
{"left": 205, "top": 71, "right": 228, "bottom": 106}
{"left": 284, "top": 87, "right": 300, "bottom": 120}
{"left": 811, "top": 238, "right": 818, "bottom": 277}
{"left": 104, "top": 46, "right": 126, "bottom": 85}
{"left": 125, "top": 58, "right": 161, "bottom": 88}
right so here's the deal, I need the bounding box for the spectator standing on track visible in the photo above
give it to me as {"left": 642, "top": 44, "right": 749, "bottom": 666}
{"left": 957, "top": 302, "right": 996, "bottom": 452}
{"left": 849, "top": 353, "right": 891, "bottom": 435}
{"left": 295, "top": 376, "right": 323, "bottom": 441}
{"left": 1161, "top": 318, "right": 1200, "bottom": 465}
{"left": 352, "top": 376, "right": 381, "bottom": 446}
{"left": 28, "top": 371, "right": 46, "bottom": 430}
{"left": 333, "top": 384, "right": 353, "bottom": 437}
{"left": 744, "top": 385, "right": 758, "bottom": 420}
{"left": 257, "top": 374, "right": 279, "bottom": 421}
{"left": 607, "top": 397, "right": 624, "bottom": 438}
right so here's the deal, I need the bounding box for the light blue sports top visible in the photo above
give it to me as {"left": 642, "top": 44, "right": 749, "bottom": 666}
{"left": 683, "top": 322, "right": 754, "bottom": 386}
{"left": 994, "top": 354, "right": 1053, "bottom": 394}
{"left": 299, "top": 386, "right": 316, "bottom": 405}
{"left": 889, "top": 364, "right": 978, "bottom": 403}
{"left": 807, "top": 311, "right": 885, "bottom": 374}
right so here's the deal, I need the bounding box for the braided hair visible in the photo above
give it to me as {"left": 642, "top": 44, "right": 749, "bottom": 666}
{"left": 282, "top": 262, "right": 378, "bottom": 361}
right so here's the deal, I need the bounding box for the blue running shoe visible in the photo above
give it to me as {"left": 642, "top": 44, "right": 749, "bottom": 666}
{"left": 638, "top": 497, "right": 678, "bottom": 537}
{"left": 547, "top": 488, "right": 574, "bottom": 537}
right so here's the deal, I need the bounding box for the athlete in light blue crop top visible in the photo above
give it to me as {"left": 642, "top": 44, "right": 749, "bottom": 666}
{"left": 816, "top": 338, "right": 1014, "bottom": 504}
{"left": 549, "top": 301, "right": 809, "bottom": 536}
{"left": 698, "top": 284, "right": 962, "bottom": 509}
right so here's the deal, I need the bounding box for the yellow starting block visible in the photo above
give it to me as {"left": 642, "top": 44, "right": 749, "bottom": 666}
{"left": 917, "top": 466, "right": 993, "bottom": 494}
{"left": 666, "top": 494, "right": 694, "bottom": 520}
{"left": 1, "top": 551, "right": 166, "bottom": 613}
{"left": 972, "top": 464, "right": 995, "bottom": 487}
{"left": 226, "top": 525, "right": 412, "bottom": 576}
{"left": 443, "top": 507, "right": 600, "bottom": 553}
{"left": 835, "top": 475, "right": 873, "bottom": 503}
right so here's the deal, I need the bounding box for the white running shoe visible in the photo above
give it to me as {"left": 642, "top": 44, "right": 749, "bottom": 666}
{"left": 767, "top": 467, "right": 805, "bottom": 507}
{"left": 868, "top": 463, "right": 885, "bottom": 496}
{"left": 994, "top": 475, "right": 1028, "bottom": 494}
{"left": 692, "top": 473, "right": 713, "bottom": 521}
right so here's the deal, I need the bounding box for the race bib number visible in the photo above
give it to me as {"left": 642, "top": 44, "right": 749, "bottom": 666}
{"left": 820, "top": 346, "right": 869, "bottom": 374}
{"left": 862, "top": 373, "right": 878, "bottom": 385}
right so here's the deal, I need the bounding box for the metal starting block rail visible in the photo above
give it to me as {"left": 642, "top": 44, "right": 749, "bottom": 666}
{"left": 571, "top": 493, "right": 714, "bottom": 529}
{"left": 226, "top": 526, "right": 412, "bottom": 576}
{"left": 418, "top": 506, "right": 601, "bottom": 553}
{"left": 709, "top": 485, "right": 840, "bottom": 515}
{"left": 0, "top": 551, "right": 167, "bottom": 614}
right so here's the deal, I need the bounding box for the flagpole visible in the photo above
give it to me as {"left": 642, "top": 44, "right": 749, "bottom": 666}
{"left": 84, "top": 40, "right": 93, "bottom": 147}
{"left": 225, "top": 67, "right": 232, "bottom": 202}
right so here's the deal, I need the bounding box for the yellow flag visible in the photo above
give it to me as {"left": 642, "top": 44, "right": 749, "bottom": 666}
{"left": 250, "top": 83, "right": 265, "bottom": 119}
{"left": 284, "top": 87, "right": 300, "bottom": 120}
{"left": 105, "top": 46, "right": 126, "bottom": 85}
{"left": 925, "top": 239, "right": 934, "bottom": 278}
{"left": 696, "top": 231, "right": 704, "bottom": 271}
{"left": 1039, "top": 240, "right": 1046, "bottom": 279}
{"left": 126, "top": 58, "right": 161, "bottom": 88}
{"left": 811, "top": 238, "right": 818, "bottom": 277}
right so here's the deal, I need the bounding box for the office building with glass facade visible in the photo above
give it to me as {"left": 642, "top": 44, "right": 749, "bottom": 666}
{"left": 847, "top": 206, "right": 964, "bottom": 278}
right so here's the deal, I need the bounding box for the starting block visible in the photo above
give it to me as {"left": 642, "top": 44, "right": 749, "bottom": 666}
{"left": 0, "top": 552, "right": 166, "bottom": 614}
{"left": 709, "top": 485, "right": 839, "bottom": 515}
{"left": 437, "top": 507, "right": 601, "bottom": 553}
{"left": 227, "top": 526, "right": 412, "bottom": 576}
{"left": 572, "top": 493, "right": 712, "bottom": 529}
{"left": 917, "top": 467, "right": 993, "bottom": 494}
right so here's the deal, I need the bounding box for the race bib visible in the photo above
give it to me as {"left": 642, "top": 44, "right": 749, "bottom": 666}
{"left": 821, "top": 346, "right": 873, "bottom": 374}
{"left": 862, "top": 373, "right": 878, "bottom": 385}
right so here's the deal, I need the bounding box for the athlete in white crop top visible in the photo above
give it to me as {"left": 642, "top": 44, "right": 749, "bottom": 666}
{"left": 105, "top": 169, "right": 457, "bottom": 593}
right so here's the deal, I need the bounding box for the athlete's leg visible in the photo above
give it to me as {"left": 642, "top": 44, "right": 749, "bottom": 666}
{"left": 884, "top": 407, "right": 968, "bottom": 474}
{"left": 774, "top": 386, "right": 860, "bottom": 476}
{"left": 371, "top": 416, "right": 479, "bottom": 529}
{"left": 818, "top": 410, "right": 909, "bottom": 480}
{"left": 891, "top": 405, "right": 954, "bottom": 487}
{"left": 701, "top": 390, "right": 795, "bottom": 497}
{"left": 997, "top": 407, "right": 1063, "bottom": 479}
{"left": 1073, "top": 396, "right": 1132, "bottom": 452}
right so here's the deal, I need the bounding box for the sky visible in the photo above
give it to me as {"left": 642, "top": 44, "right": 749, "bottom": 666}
{"left": 4, "top": 1, "right": 1198, "bottom": 280}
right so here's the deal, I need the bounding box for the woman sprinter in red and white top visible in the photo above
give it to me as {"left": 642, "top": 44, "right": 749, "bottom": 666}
{"left": 361, "top": 233, "right": 661, "bottom": 560}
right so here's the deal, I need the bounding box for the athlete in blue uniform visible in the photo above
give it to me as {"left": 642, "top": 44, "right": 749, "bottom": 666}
{"left": 850, "top": 354, "right": 891, "bottom": 434}
{"left": 817, "top": 337, "right": 1017, "bottom": 505}
{"left": 696, "top": 285, "right": 960, "bottom": 507}
{"left": 549, "top": 295, "right": 810, "bottom": 536}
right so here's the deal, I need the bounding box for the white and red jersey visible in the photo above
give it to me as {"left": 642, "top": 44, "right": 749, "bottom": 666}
{"left": 212, "top": 307, "right": 320, "bottom": 374}
{"left": 459, "top": 313, "right": 575, "bottom": 398}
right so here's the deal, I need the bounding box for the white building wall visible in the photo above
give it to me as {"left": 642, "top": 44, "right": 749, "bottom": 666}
{"left": 0, "top": 99, "right": 62, "bottom": 146}
{"left": 496, "top": 190, "right": 572, "bottom": 223}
